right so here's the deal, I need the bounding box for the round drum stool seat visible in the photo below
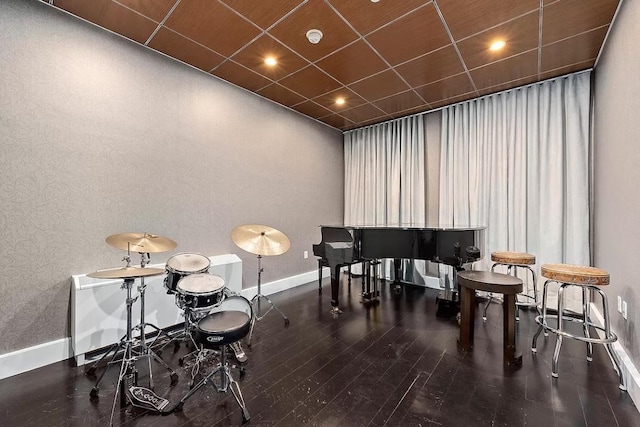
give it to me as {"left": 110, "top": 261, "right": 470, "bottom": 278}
{"left": 532, "top": 263, "right": 625, "bottom": 391}
{"left": 485, "top": 251, "right": 538, "bottom": 321}
{"left": 540, "top": 263, "right": 609, "bottom": 286}
{"left": 491, "top": 251, "right": 536, "bottom": 266}
{"left": 195, "top": 311, "right": 252, "bottom": 350}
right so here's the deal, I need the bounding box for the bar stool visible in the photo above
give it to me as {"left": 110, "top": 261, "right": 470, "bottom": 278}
{"left": 531, "top": 263, "right": 625, "bottom": 390}
{"left": 484, "top": 251, "right": 538, "bottom": 321}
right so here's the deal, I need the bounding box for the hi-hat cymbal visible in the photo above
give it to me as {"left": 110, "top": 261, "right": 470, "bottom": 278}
{"left": 231, "top": 224, "right": 290, "bottom": 256}
{"left": 87, "top": 267, "right": 165, "bottom": 279}
{"left": 106, "top": 232, "right": 177, "bottom": 253}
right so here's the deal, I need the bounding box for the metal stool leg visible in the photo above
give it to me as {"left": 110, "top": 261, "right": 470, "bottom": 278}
{"left": 552, "top": 284, "right": 569, "bottom": 378}
{"left": 595, "top": 287, "right": 626, "bottom": 390}
{"left": 532, "top": 280, "right": 551, "bottom": 353}
{"left": 582, "top": 287, "right": 593, "bottom": 362}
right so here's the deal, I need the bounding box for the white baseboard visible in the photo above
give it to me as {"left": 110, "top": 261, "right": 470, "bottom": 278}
{"left": 0, "top": 337, "right": 72, "bottom": 380}
{"left": 590, "top": 303, "right": 640, "bottom": 408}
{"left": 241, "top": 268, "right": 329, "bottom": 300}
{"left": 0, "top": 269, "right": 327, "bottom": 380}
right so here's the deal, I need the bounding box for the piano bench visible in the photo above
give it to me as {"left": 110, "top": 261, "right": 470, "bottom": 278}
{"left": 484, "top": 251, "right": 539, "bottom": 322}
{"left": 457, "top": 271, "right": 523, "bottom": 367}
{"left": 532, "top": 263, "right": 625, "bottom": 390}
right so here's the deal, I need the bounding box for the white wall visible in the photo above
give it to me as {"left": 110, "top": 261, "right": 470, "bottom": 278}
{"left": 594, "top": 0, "right": 640, "bottom": 368}
{"left": 0, "top": 0, "right": 343, "bottom": 354}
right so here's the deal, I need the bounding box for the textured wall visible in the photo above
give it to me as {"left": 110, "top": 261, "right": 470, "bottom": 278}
{"left": 593, "top": 0, "right": 640, "bottom": 368}
{"left": 0, "top": 0, "right": 343, "bottom": 354}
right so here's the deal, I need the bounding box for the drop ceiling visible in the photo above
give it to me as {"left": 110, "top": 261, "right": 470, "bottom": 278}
{"left": 48, "top": 0, "right": 620, "bottom": 131}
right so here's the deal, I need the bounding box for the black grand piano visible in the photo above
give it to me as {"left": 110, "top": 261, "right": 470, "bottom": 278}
{"left": 312, "top": 225, "right": 485, "bottom": 315}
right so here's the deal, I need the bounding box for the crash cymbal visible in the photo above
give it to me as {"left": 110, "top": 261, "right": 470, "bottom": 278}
{"left": 87, "top": 267, "right": 165, "bottom": 279}
{"left": 231, "top": 224, "right": 290, "bottom": 256}
{"left": 106, "top": 232, "right": 177, "bottom": 253}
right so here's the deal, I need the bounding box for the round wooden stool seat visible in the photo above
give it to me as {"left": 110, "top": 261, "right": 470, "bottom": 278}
{"left": 491, "top": 251, "right": 536, "bottom": 265}
{"left": 457, "top": 271, "right": 523, "bottom": 294}
{"left": 541, "top": 263, "right": 609, "bottom": 286}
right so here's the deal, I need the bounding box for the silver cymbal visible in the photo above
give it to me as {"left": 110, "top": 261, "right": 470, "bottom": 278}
{"left": 87, "top": 267, "right": 165, "bottom": 279}
{"left": 106, "top": 232, "right": 177, "bottom": 253}
{"left": 231, "top": 224, "right": 290, "bottom": 256}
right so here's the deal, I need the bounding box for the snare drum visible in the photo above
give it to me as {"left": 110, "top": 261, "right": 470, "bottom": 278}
{"left": 164, "top": 253, "right": 210, "bottom": 293}
{"left": 176, "top": 273, "right": 225, "bottom": 312}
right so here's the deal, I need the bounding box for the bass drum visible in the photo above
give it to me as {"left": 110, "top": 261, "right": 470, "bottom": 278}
{"left": 164, "top": 253, "right": 210, "bottom": 293}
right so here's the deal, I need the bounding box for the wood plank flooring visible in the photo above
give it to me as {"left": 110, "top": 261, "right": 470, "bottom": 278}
{"left": 1, "top": 275, "right": 638, "bottom": 426}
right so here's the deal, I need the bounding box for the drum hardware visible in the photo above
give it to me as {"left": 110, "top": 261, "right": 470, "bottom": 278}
{"left": 231, "top": 225, "right": 291, "bottom": 346}
{"left": 128, "top": 296, "right": 253, "bottom": 423}
{"left": 84, "top": 268, "right": 160, "bottom": 426}
{"left": 85, "top": 242, "right": 177, "bottom": 427}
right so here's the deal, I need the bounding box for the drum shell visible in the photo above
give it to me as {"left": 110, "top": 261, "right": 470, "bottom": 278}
{"left": 164, "top": 253, "right": 210, "bottom": 292}
{"left": 176, "top": 273, "right": 225, "bottom": 312}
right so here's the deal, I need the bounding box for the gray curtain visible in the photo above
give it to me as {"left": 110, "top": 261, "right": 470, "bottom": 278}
{"left": 439, "top": 71, "right": 592, "bottom": 309}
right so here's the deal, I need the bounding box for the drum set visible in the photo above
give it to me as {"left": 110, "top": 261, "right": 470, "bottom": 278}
{"left": 85, "top": 225, "right": 291, "bottom": 425}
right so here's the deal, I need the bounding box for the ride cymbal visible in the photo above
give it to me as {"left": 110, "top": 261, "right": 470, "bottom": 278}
{"left": 87, "top": 267, "right": 165, "bottom": 279}
{"left": 106, "top": 232, "right": 177, "bottom": 253}
{"left": 231, "top": 224, "right": 290, "bottom": 256}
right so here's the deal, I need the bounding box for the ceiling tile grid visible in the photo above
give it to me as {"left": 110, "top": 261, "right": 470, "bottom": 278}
{"left": 49, "top": 0, "right": 621, "bottom": 131}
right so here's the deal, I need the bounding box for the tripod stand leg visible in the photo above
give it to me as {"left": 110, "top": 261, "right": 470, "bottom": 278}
{"left": 150, "top": 349, "right": 179, "bottom": 385}
{"left": 226, "top": 366, "right": 250, "bottom": 422}
{"left": 86, "top": 337, "right": 124, "bottom": 376}
{"left": 90, "top": 341, "right": 126, "bottom": 397}
{"left": 258, "top": 294, "right": 290, "bottom": 325}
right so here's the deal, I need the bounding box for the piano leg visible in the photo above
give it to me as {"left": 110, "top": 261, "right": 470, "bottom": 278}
{"left": 330, "top": 265, "right": 342, "bottom": 315}
{"left": 393, "top": 258, "right": 402, "bottom": 293}
{"left": 318, "top": 261, "right": 323, "bottom": 294}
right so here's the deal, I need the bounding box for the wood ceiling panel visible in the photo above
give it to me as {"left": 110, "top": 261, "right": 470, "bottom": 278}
{"left": 476, "top": 75, "right": 539, "bottom": 97}
{"left": 314, "top": 87, "right": 367, "bottom": 113}
{"left": 268, "top": 0, "right": 359, "bottom": 62}
{"left": 437, "top": 0, "right": 540, "bottom": 41}
{"left": 542, "top": 0, "right": 619, "bottom": 45}
{"left": 211, "top": 61, "right": 272, "bottom": 92}
{"left": 257, "top": 83, "right": 306, "bottom": 106}
{"left": 469, "top": 50, "right": 538, "bottom": 90}
{"left": 279, "top": 65, "right": 342, "bottom": 98}
{"left": 148, "top": 27, "right": 225, "bottom": 72}
{"left": 54, "top": 0, "right": 158, "bottom": 44}
{"left": 540, "top": 60, "right": 593, "bottom": 81}
{"left": 456, "top": 11, "right": 539, "bottom": 71}
{"left": 328, "top": 0, "right": 429, "bottom": 36}
{"left": 290, "top": 101, "right": 333, "bottom": 119}
{"left": 395, "top": 45, "right": 465, "bottom": 87}
{"left": 316, "top": 41, "right": 388, "bottom": 85}
{"left": 318, "top": 113, "right": 354, "bottom": 129}
{"left": 366, "top": 3, "right": 450, "bottom": 66}
{"left": 414, "top": 73, "right": 476, "bottom": 104}
{"left": 541, "top": 28, "right": 606, "bottom": 73}
{"left": 429, "top": 91, "right": 478, "bottom": 108}
{"left": 115, "top": 0, "right": 176, "bottom": 22}
{"left": 164, "top": 0, "right": 261, "bottom": 56}
{"left": 221, "top": 0, "right": 305, "bottom": 30}
{"left": 340, "top": 103, "right": 387, "bottom": 124}
{"left": 231, "top": 35, "right": 309, "bottom": 81}
{"left": 373, "top": 90, "right": 426, "bottom": 115}
{"left": 348, "top": 70, "right": 411, "bottom": 102}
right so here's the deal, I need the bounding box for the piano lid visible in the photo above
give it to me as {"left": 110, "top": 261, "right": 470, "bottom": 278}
{"left": 319, "top": 224, "right": 486, "bottom": 231}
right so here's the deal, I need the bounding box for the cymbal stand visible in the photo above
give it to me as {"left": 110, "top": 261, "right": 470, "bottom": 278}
{"left": 135, "top": 252, "right": 177, "bottom": 388}
{"left": 86, "top": 252, "right": 135, "bottom": 377}
{"left": 247, "top": 255, "right": 289, "bottom": 346}
{"left": 87, "top": 277, "right": 138, "bottom": 426}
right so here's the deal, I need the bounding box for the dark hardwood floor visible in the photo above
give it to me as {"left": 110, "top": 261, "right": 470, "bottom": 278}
{"left": 1, "top": 275, "right": 639, "bottom": 426}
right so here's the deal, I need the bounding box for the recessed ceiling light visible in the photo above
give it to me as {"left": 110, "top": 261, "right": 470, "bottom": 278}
{"left": 489, "top": 40, "right": 506, "bottom": 51}
{"left": 264, "top": 56, "right": 277, "bottom": 66}
{"left": 371, "top": 0, "right": 380, "bottom": 2}
{"left": 336, "top": 97, "right": 345, "bottom": 106}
